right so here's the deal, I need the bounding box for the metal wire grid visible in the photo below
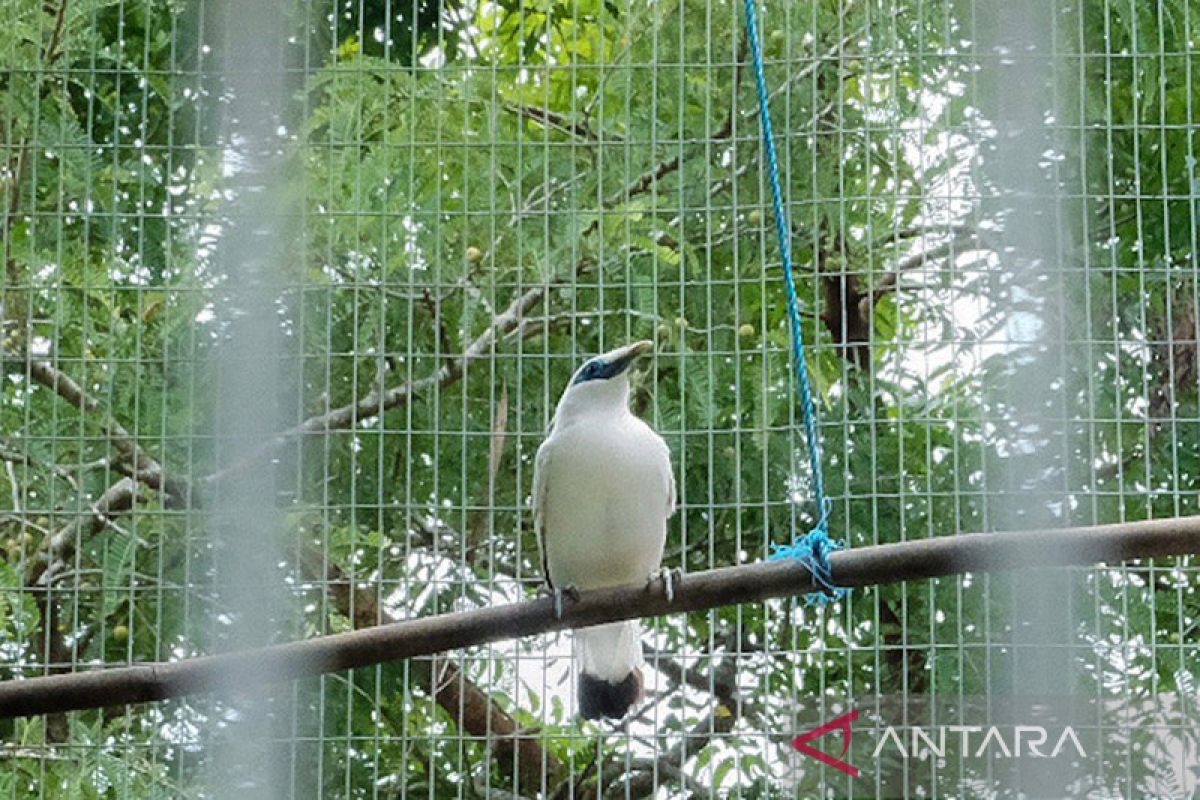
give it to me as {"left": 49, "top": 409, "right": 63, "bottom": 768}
{"left": 0, "top": 0, "right": 1197, "bottom": 797}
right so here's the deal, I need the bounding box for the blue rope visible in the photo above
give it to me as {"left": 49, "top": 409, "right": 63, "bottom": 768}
{"left": 741, "top": 0, "right": 847, "bottom": 604}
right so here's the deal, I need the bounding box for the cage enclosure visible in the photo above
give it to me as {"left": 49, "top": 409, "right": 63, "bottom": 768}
{"left": 0, "top": 0, "right": 1198, "bottom": 797}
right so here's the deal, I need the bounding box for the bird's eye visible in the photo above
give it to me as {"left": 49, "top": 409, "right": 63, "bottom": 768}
{"left": 574, "top": 360, "right": 606, "bottom": 384}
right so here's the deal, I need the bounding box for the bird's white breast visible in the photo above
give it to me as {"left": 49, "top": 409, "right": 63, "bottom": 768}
{"left": 541, "top": 415, "right": 672, "bottom": 592}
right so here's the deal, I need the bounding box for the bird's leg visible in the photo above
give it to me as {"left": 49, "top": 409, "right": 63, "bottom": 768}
{"left": 541, "top": 584, "right": 580, "bottom": 619}
{"left": 648, "top": 566, "right": 682, "bottom": 603}
{"left": 556, "top": 585, "right": 580, "bottom": 618}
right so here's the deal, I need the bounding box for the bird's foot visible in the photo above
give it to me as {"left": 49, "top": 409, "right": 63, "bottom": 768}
{"left": 648, "top": 567, "right": 682, "bottom": 603}
{"left": 541, "top": 584, "right": 580, "bottom": 619}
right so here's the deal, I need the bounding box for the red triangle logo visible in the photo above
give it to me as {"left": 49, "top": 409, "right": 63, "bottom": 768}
{"left": 791, "top": 709, "right": 859, "bottom": 778}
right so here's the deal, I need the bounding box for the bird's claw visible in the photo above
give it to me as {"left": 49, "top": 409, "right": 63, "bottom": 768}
{"left": 649, "top": 567, "right": 682, "bottom": 603}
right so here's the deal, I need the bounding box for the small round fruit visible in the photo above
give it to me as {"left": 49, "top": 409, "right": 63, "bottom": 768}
{"left": 674, "top": 317, "right": 688, "bottom": 331}
{"left": 465, "top": 246, "right": 483, "bottom": 264}
{"left": 748, "top": 210, "right": 762, "bottom": 226}
{"left": 112, "top": 625, "right": 129, "bottom": 643}
{"left": 656, "top": 323, "right": 672, "bottom": 340}
{"left": 738, "top": 323, "right": 756, "bottom": 338}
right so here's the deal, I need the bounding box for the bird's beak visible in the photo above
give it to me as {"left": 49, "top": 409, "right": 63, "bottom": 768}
{"left": 609, "top": 339, "right": 654, "bottom": 375}
{"left": 625, "top": 339, "right": 654, "bottom": 359}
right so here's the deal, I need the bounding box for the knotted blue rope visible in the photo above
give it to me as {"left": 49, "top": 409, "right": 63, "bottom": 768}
{"left": 742, "top": 0, "right": 847, "bottom": 604}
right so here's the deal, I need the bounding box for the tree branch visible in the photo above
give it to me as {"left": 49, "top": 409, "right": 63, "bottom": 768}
{"left": 590, "top": 645, "right": 742, "bottom": 798}
{"left": 297, "top": 547, "right": 564, "bottom": 791}
{"left": 7, "top": 278, "right": 552, "bottom": 591}
{"left": 872, "top": 228, "right": 981, "bottom": 299}
{"left": 582, "top": 30, "right": 852, "bottom": 240}
{"left": 2, "top": 514, "right": 1198, "bottom": 718}
{"left": 589, "top": 675, "right": 742, "bottom": 800}
{"left": 501, "top": 101, "right": 613, "bottom": 143}
{"left": 25, "top": 477, "right": 142, "bottom": 587}
{"left": 3, "top": 0, "right": 71, "bottom": 335}
{"left": 582, "top": 28, "right": 754, "bottom": 237}
{"left": 1096, "top": 291, "right": 1198, "bottom": 483}
{"left": 200, "top": 283, "right": 548, "bottom": 488}
{"left": 16, "top": 357, "right": 183, "bottom": 500}
{"left": 759, "top": 31, "right": 857, "bottom": 115}
{"left": 643, "top": 643, "right": 737, "bottom": 708}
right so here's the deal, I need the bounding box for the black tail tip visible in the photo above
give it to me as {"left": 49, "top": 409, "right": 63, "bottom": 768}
{"left": 578, "top": 669, "right": 643, "bottom": 721}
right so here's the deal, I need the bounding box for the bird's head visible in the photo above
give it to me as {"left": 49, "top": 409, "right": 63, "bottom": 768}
{"left": 555, "top": 340, "right": 653, "bottom": 417}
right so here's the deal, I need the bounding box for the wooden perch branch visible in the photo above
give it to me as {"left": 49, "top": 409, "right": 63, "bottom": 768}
{"left": 2, "top": 515, "right": 1197, "bottom": 719}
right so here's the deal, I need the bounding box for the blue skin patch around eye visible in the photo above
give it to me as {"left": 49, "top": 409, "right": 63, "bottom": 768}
{"left": 572, "top": 356, "right": 634, "bottom": 385}
{"left": 572, "top": 360, "right": 612, "bottom": 385}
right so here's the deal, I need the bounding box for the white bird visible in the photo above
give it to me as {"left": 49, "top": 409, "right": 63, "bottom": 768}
{"left": 533, "top": 340, "right": 677, "bottom": 720}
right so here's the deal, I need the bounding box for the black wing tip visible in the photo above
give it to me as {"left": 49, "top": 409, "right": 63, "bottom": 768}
{"left": 578, "top": 668, "right": 644, "bottom": 720}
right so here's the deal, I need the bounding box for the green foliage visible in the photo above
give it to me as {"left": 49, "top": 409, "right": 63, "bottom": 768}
{"left": 1, "top": 0, "right": 1196, "bottom": 795}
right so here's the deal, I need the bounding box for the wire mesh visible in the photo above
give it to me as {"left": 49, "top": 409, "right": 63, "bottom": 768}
{"left": 0, "top": 0, "right": 1197, "bottom": 797}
